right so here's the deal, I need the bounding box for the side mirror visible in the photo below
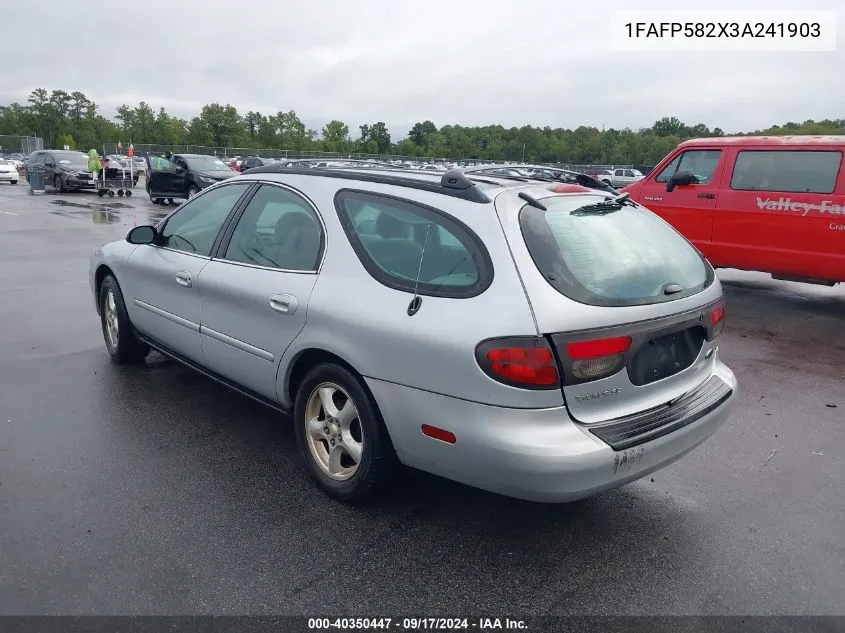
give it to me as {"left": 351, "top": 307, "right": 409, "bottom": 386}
{"left": 126, "top": 225, "right": 158, "bottom": 245}
{"left": 666, "top": 170, "right": 698, "bottom": 192}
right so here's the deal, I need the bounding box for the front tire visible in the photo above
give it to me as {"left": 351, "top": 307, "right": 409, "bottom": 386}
{"left": 187, "top": 185, "right": 200, "bottom": 198}
{"left": 10, "top": 180, "right": 17, "bottom": 185}
{"left": 54, "top": 175, "right": 65, "bottom": 193}
{"left": 294, "top": 363, "right": 397, "bottom": 502}
{"left": 99, "top": 275, "right": 150, "bottom": 364}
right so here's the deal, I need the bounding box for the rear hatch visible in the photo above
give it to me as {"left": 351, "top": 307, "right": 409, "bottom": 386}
{"left": 494, "top": 186, "right": 726, "bottom": 425}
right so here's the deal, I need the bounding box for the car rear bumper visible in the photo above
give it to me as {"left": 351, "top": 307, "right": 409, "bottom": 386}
{"left": 366, "top": 360, "right": 737, "bottom": 502}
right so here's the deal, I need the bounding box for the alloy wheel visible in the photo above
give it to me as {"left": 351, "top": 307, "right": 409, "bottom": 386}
{"left": 103, "top": 289, "right": 119, "bottom": 349}
{"left": 304, "top": 382, "right": 364, "bottom": 481}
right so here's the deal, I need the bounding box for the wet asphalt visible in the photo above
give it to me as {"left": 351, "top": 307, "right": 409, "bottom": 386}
{"left": 0, "top": 178, "right": 843, "bottom": 616}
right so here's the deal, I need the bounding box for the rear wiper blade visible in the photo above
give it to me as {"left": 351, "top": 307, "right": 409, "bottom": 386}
{"left": 570, "top": 202, "right": 622, "bottom": 216}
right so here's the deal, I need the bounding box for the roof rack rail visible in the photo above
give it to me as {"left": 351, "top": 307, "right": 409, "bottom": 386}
{"left": 239, "top": 164, "right": 492, "bottom": 204}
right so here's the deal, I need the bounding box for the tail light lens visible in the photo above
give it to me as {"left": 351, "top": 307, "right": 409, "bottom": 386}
{"left": 475, "top": 337, "right": 560, "bottom": 389}
{"left": 566, "top": 335, "right": 631, "bottom": 381}
{"left": 708, "top": 303, "right": 726, "bottom": 340}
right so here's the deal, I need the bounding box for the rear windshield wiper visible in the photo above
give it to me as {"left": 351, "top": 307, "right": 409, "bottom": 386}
{"left": 570, "top": 202, "right": 622, "bottom": 216}
{"left": 570, "top": 192, "right": 634, "bottom": 216}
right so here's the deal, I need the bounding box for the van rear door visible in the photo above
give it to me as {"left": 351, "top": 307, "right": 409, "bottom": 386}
{"left": 625, "top": 148, "right": 725, "bottom": 259}
{"left": 711, "top": 146, "right": 845, "bottom": 284}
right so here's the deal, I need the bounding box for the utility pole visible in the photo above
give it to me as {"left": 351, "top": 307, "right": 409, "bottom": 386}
{"left": 522, "top": 143, "right": 526, "bottom": 162}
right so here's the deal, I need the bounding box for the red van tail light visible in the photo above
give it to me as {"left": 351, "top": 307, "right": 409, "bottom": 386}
{"left": 566, "top": 335, "right": 632, "bottom": 381}
{"left": 475, "top": 337, "right": 560, "bottom": 389}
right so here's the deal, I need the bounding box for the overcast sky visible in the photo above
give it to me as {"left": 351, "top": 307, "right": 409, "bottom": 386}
{"left": 2, "top": 0, "right": 843, "bottom": 137}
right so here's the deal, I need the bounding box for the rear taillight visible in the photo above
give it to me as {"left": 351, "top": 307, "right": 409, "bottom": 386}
{"left": 708, "top": 304, "right": 726, "bottom": 339}
{"left": 566, "top": 335, "right": 631, "bottom": 381}
{"left": 475, "top": 337, "right": 560, "bottom": 389}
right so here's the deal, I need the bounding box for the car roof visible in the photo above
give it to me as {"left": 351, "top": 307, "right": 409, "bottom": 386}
{"left": 679, "top": 135, "right": 845, "bottom": 148}
{"left": 236, "top": 164, "right": 616, "bottom": 204}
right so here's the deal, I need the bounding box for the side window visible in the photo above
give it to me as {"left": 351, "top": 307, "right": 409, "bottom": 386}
{"left": 731, "top": 150, "right": 842, "bottom": 194}
{"left": 623, "top": 169, "right": 634, "bottom": 177}
{"left": 335, "top": 190, "right": 493, "bottom": 298}
{"left": 655, "top": 150, "right": 721, "bottom": 184}
{"left": 224, "top": 184, "right": 323, "bottom": 271}
{"left": 149, "top": 156, "right": 175, "bottom": 171}
{"left": 615, "top": 169, "right": 624, "bottom": 177}
{"left": 160, "top": 183, "right": 251, "bottom": 256}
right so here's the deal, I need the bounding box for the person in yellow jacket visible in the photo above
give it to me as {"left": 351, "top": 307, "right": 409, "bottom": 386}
{"left": 87, "top": 149, "right": 102, "bottom": 182}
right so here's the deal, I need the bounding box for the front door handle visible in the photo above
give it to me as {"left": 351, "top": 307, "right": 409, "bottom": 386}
{"left": 269, "top": 293, "right": 297, "bottom": 315}
{"left": 697, "top": 192, "right": 715, "bottom": 199}
{"left": 175, "top": 271, "right": 192, "bottom": 287}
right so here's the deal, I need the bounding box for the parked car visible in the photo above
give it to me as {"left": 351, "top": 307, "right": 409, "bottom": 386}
{"left": 24, "top": 150, "right": 94, "bottom": 192}
{"left": 596, "top": 168, "right": 644, "bottom": 188}
{"left": 145, "top": 153, "right": 236, "bottom": 205}
{"left": 90, "top": 166, "right": 736, "bottom": 503}
{"left": 622, "top": 135, "right": 845, "bottom": 286}
{"left": 239, "top": 156, "right": 279, "bottom": 172}
{"left": 0, "top": 159, "right": 18, "bottom": 184}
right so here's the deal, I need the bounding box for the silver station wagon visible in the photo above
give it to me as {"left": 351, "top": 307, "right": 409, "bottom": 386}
{"left": 89, "top": 165, "right": 737, "bottom": 502}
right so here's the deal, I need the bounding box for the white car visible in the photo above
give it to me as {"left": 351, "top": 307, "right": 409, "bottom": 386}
{"left": 0, "top": 160, "right": 19, "bottom": 184}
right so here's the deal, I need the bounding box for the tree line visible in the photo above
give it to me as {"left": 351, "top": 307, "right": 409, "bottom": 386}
{"left": 2, "top": 88, "right": 844, "bottom": 164}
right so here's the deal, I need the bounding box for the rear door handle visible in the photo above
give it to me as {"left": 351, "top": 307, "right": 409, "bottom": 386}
{"left": 175, "top": 271, "right": 192, "bottom": 287}
{"left": 269, "top": 293, "right": 297, "bottom": 315}
{"left": 697, "top": 192, "right": 715, "bottom": 199}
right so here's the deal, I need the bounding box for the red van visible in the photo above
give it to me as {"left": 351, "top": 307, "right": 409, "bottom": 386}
{"left": 622, "top": 136, "right": 845, "bottom": 286}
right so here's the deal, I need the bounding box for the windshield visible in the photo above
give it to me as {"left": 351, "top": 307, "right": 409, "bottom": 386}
{"left": 185, "top": 156, "right": 230, "bottom": 171}
{"left": 519, "top": 195, "right": 713, "bottom": 307}
{"left": 53, "top": 151, "right": 88, "bottom": 166}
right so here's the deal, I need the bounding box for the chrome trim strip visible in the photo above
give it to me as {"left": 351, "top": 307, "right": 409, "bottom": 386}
{"left": 200, "top": 326, "right": 274, "bottom": 362}
{"left": 133, "top": 299, "right": 200, "bottom": 332}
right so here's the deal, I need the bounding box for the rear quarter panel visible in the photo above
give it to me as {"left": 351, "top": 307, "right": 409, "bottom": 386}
{"left": 274, "top": 175, "right": 564, "bottom": 410}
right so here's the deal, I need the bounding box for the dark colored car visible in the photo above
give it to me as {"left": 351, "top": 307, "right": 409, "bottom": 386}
{"left": 145, "top": 153, "right": 236, "bottom": 205}
{"left": 25, "top": 150, "right": 95, "bottom": 192}
{"left": 239, "top": 156, "right": 279, "bottom": 172}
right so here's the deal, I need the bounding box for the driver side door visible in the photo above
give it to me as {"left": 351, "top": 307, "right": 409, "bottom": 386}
{"left": 145, "top": 155, "right": 187, "bottom": 199}
{"left": 632, "top": 149, "right": 725, "bottom": 259}
{"left": 122, "top": 182, "right": 254, "bottom": 363}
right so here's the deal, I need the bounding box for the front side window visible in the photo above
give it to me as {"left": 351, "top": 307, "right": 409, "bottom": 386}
{"left": 335, "top": 190, "right": 493, "bottom": 298}
{"left": 656, "top": 150, "right": 722, "bottom": 184}
{"left": 225, "top": 185, "right": 323, "bottom": 271}
{"left": 519, "top": 195, "right": 713, "bottom": 307}
{"left": 731, "top": 150, "right": 842, "bottom": 194}
{"left": 149, "top": 156, "right": 175, "bottom": 171}
{"left": 159, "top": 183, "right": 251, "bottom": 256}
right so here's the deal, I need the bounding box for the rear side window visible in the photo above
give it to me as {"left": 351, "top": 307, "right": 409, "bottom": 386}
{"left": 656, "top": 150, "right": 722, "bottom": 184}
{"left": 520, "top": 196, "right": 713, "bottom": 307}
{"left": 334, "top": 190, "right": 493, "bottom": 298}
{"left": 731, "top": 150, "right": 842, "bottom": 194}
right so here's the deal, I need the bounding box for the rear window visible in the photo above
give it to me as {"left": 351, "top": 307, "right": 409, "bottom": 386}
{"left": 520, "top": 196, "right": 713, "bottom": 307}
{"left": 731, "top": 150, "right": 842, "bottom": 194}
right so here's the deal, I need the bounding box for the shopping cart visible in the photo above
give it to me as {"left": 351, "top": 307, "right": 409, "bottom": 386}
{"left": 95, "top": 161, "right": 134, "bottom": 198}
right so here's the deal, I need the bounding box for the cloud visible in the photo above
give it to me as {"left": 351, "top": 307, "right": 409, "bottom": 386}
{"left": 1, "top": 0, "right": 842, "bottom": 135}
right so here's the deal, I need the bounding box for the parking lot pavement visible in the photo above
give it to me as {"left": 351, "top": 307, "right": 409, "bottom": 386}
{"left": 0, "top": 181, "right": 843, "bottom": 616}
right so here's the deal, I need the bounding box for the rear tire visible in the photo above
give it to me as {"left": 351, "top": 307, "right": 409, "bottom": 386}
{"left": 294, "top": 363, "right": 397, "bottom": 502}
{"left": 99, "top": 275, "right": 149, "bottom": 364}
